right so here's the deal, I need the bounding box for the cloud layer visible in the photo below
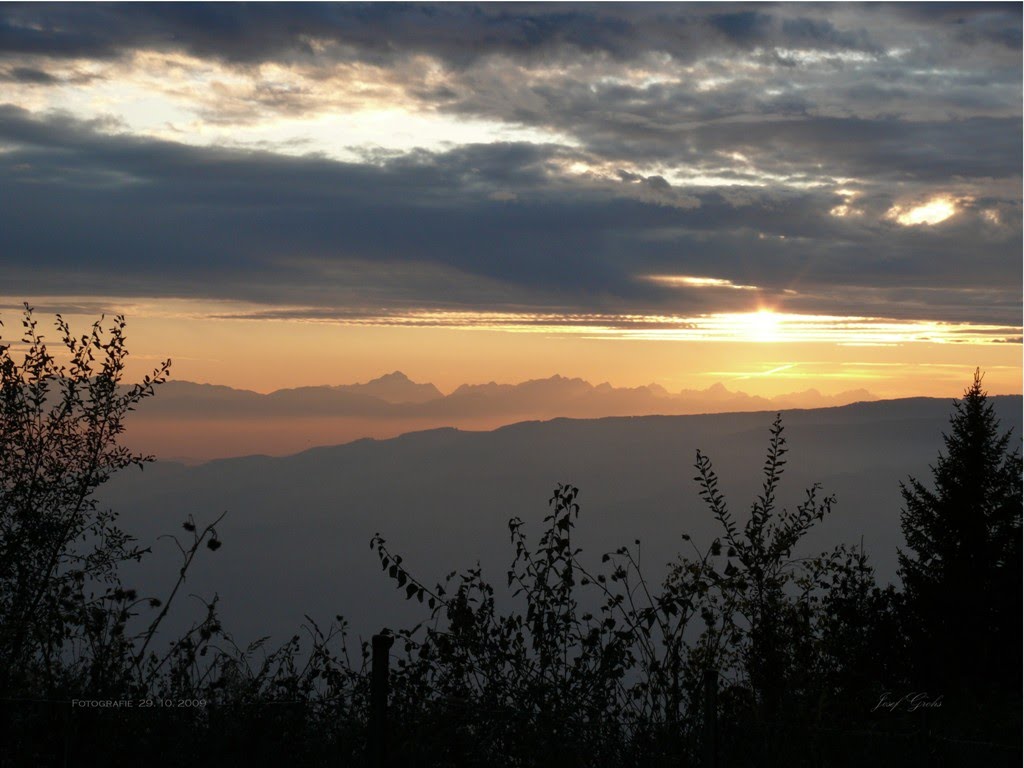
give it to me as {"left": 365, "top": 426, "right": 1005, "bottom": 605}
{"left": 1, "top": 3, "right": 1020, "bottom": 331}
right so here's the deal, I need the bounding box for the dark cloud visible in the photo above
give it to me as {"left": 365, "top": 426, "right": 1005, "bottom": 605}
{"left": 431, "top": 44, "right": 1019, "bottom": 186}
{"left": 0, "top": 4, "right": 1019, "bottom": 336}
{"left": 0, "top": 2, "right": 970, "bottom": 67}
{"left": 690, "top": 116, "right": 1022, "bottom": 182}
{"left": 708, "top": 10, "right": 775, "bottom": 45}
{"left": 780, "top": 16, "right": 873, "bottom": 50}
{"left": 0, "top": 106, "right": 1019, "bottom": 328}
{"left": 0, "top": 65, "right": 57, "bottom": 83}
{"left": 702, "top": 9, "right": 875, "bottom": 52}
{"left": 882, "top": 2, "right": 1022, "bottom": 47}
{"left": 454, "top": 78, "right": 1020, "bottom": 183}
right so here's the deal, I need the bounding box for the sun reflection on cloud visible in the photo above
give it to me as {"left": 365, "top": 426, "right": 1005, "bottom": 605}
{"left": 830, "top": 188, "right": 864, "bottom": 217}
{"left": 981, "top": 209, "right": 1002, "bottom": 226}
{"left": 886, "top": 195, "right": 962, "bottom": 226}
{"left": 644, "top": 275, "right": 759, "bottom": 291}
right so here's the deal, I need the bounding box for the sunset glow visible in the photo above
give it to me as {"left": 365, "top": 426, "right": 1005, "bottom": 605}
{"left": 744, "top": 310, "right": 781, "bottom": 343}
{"left": 5, "top": 295, "right": 1019, "bottom": 405}
{"left": 0, "top": 2, "right": 1019, "bottom": 424}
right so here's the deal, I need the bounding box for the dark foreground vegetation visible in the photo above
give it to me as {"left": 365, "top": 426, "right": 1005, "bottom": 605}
{"left": 1, "top": 307, "right": 1021, "bottom": 767}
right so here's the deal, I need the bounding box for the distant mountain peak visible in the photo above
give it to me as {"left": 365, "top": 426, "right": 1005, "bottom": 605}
{"left": 341, "top": 371, "right": 443, "bottom": 404}
{"left": 371, "top": 371, "right": 412, "bottom": 383}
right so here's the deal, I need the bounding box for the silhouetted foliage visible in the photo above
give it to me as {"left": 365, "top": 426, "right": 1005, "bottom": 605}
{"left": 368, "top": 415, "right": 924, "bottom": 766}
{"left": 0, "top": 305, "right": 170, "bottom": 696}
{"left": 899, "top": 369, "right": 1022, "bottom": 695}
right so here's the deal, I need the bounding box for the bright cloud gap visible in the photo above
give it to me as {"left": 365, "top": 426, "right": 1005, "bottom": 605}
{"left": 886, "top": 195, "right": 963, "bottom": 226}
{"left": 208, "top": 307, "right": 1021, "bottom": 346}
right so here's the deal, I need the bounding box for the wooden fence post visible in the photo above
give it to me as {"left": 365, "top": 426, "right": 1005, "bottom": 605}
{"left": 702, "top": 668, "right": 719, "bottom": 768}
{"left": 370, "top": 630, "right": 394, "bottom": 768}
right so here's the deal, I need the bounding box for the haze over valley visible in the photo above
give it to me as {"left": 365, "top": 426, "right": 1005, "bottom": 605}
{"left": 106, "top": 394, "right": 1021, "bottom": 646}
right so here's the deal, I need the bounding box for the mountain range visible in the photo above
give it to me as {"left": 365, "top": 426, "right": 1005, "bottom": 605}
{"left": 129, "top": 372, "right": 878, "bottom": 461}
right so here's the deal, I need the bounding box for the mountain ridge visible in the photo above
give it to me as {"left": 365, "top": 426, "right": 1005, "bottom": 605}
{"left": 126, "top": 374, "right": 1015, "bottom": 462}
{"left": 145, "top": 372, "right": 880, "bottom": 413}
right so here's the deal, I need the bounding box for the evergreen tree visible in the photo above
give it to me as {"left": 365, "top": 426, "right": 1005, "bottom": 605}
{"left": 898, "top": 369, "right": 1022, "bottom": 693}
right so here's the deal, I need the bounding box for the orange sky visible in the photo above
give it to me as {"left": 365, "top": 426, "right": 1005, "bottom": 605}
{"left": 12, "top": 298, "right": 1019, "bottom": 401}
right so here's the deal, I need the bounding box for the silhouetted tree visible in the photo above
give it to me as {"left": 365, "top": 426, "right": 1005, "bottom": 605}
{"left": 0, "top": 305, "right": 171, "bottom": 694}
{"left": 898, "top": 369, "right": 1022, "bottom": 694}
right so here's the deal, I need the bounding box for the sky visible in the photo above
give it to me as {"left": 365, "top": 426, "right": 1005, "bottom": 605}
{"left": 1, "top": 2, "right": 1021, "bottom": 399}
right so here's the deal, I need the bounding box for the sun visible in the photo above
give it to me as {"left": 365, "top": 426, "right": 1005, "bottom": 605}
{"left": 745, "top": 309, "right": 781, "bottom": 343}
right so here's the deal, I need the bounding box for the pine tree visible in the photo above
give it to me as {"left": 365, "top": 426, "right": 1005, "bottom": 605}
{"left": 898, "top": 369, "right": 1022, "bottom": 693}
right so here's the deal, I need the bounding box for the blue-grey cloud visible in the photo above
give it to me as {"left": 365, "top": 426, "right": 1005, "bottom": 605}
{"left": 0, "top": 3, "right": 888, "bottom": 65}
{"left": 0, "top": 105, "right": 1019, "bottom": 327}
{"left": 0, "top": 4, "right": 1020, "bottom": 332}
